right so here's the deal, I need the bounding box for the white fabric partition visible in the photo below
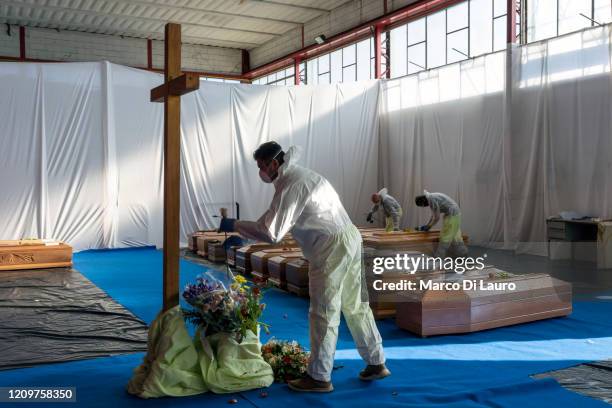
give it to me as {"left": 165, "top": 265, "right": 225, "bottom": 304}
{"left": 0, "top": 62, "right": 379, "bottom": 250}
{"left": 3, "top": 24, "right": 611, "bottom": 254}
{"left": 511, "top": 26, "right": 612, "bottom": 254}
{"left": 380, "top": 52, "right": 508, "bottom": 245}
{"left": 380, "top": 25, "right": 612, "bottom": 252}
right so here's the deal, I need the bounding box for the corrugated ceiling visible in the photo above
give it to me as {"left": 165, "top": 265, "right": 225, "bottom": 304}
{"left": 0, "top": 0, "right": 353, "bottom": 49}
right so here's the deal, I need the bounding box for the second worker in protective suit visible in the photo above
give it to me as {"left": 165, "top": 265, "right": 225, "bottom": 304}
{"left": 415, "top": 190, "right": 468, "bottom": 258}
{"left": 218, "top": 141, "right": 389, "bottom": 393}
{"left": 367, "top": 188, "right": 403, "bottom": 232}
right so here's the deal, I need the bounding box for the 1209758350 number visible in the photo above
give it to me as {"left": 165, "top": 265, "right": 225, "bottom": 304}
{"left": 0, "top": 387, "right": 76, "bottom": 402}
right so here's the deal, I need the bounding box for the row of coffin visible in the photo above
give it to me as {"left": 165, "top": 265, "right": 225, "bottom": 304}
{"left": 187, "top": 227, "right": 451, "bottom": 310}
{"left": 187, "top": 228, "right": 573, "bottom": 337}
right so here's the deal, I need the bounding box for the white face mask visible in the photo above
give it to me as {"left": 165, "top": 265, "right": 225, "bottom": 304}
{"left": 259, "top": 169, "right": 273, "bottom": 183}
{"left": 258, "top": 148, "right": 281, "bottom": 183}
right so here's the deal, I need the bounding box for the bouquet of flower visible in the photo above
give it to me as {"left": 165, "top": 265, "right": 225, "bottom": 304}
{"left": 261, "top": 339, "right": 310, "bottom": 383}
{"left": 182, "top": 275, "right": 269, "bottom": 343}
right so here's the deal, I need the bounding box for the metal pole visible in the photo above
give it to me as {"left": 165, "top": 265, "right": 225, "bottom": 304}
{"left": 294, "top": 57, "right": 301, "bottom": 85}
{"left": 507, "top": 0, "right": 517, "bottom": 43}
{"left": 374, "top": 24, "right": 382, "bottom": 78}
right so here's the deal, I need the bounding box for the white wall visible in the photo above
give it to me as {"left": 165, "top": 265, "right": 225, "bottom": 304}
{"left": 0, "top": 26, "right": 19, "bottom": 58}
{"left": 0, "top": 25, "right": 243, "bottom": 74}
{"left": 250, "top": 0, "right": 420, "bottom": 68}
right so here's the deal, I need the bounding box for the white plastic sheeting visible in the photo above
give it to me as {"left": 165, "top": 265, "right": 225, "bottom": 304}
{"left": 380, "top": 52, "right": 508, "bottom": 246}
{"left": 2, "top": 25, "right": 611, "bottom": 254}
{"left": 380, "top": 26, "right": 612, "bottom": 252}
{"left": 0, "top": 62, "right": 379, "bottom": 250}
{"left": 511, "top": 26, "right": 612, "bottom": 254}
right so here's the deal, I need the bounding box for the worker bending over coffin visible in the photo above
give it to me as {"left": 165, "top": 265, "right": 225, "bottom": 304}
{"left": 218, "top": 141, "right": 389, "bottom": 393}
{"left": 367, "top": 188, "right": 403, "bottom": 232}
{"left": 415, "top": 190, "right": 468, "bottom": 258}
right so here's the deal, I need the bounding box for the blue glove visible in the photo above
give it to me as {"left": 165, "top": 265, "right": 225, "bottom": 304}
{"left": 416, "top": 225, "right": 430, "bottom": 232}
{"left": 218, "top": 218, "right": 236, "bottom": 233}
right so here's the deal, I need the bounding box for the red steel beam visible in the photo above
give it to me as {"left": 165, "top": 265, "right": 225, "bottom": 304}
{"left": 147, "top": 38, "right": 153, "bottom": 69}
{"left": 294, "top": 56, "right": 301, "bottom": 85}
{"left": 244, "top": 0, "right": 465, "bottom": 79}
{"left": 374, "top": 24, "right": 382, "bottom": 79}
{"left": 507, "top": 0, "right": 517, "bottom": 43}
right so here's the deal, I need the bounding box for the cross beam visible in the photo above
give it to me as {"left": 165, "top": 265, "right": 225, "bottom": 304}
{"left": 150, "top": 23, "right": 199, "bottom": 311}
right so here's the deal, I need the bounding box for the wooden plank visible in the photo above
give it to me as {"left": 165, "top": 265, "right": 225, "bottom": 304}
{"left": 0, "top": 261, "right": 72, "bottom": 271}
{"left": 150, "top": 73, "right": 200, "bottom": 103}
{"left": 162, "top": 22, "right": 182, "bottom": 311}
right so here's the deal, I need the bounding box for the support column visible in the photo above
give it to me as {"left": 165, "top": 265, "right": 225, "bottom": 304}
{"left": 294, "top": 57, "right": 301, "bottom": 85}
{"left": 241, "top": 49, "right": 250, "bottom": 74}
{"left": 19, "top": 26, "right": 25, "bottom": 60}
{"left": 374, "top": 24, "right": 383, "bottom": 79}
{"left": 147, "top": 39, "right": 152, "bottom": 69}
{"left": 507, "top": 0, "right": 517, "bottom": 44}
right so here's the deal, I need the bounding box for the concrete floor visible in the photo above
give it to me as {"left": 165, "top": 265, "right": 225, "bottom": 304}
{"left": 469, "top": 246, "right": 612, "bottom": 300}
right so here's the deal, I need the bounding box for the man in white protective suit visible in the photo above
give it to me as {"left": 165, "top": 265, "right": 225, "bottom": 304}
{"left": 218, "top": 141, "right": 389, "bottom": 393}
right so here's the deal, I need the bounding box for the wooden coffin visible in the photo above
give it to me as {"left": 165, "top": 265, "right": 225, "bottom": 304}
{"left": 207, "top": 240, "right": 228, "bottom": 263}
{"left": 195, "top": 232, "right": 240, "bottom": 258}
{"left": 268, "top": 252, "right": 305, "bottom": 289}
{"left": 363, "top": 231, "right": 468, "bottom": 255}
{"left": 235, "top": 240, "right": 297, "bottom": 275}
{"left": 227, "top": 246, "right": 239, "bottom": 267}
{"left": 363, "top": 249, "right": 444, "bottom": 319}
{"left": 0, "top": 240, "right": 73, "bottom": 271}
{"left": 188, "top": 230, "right": 215, "bottom": 251}
{"left": 394, "top": 268, "right": 572, "bottom": 337}
{"left": 250, "top": 249, "right": 301, "bottom": 283}
{"left": 357, "top": 227, "right": 387, "bottom": 238}
{"left": 285, "top": 258, "right": 310, "bottom": 297}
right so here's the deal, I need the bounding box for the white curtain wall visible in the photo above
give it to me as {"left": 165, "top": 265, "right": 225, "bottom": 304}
{"left": 0, "top": 62, "right": 379, "bottom": 250}
{"left": 380, "top": 25, "right": 612, "bottom": 253}
{"left": 1, "top": 25, "right": 611, "bottom": 254}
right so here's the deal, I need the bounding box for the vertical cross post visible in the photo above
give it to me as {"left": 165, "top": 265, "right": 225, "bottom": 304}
{"left": 162, "top": 23, "right": 181, "bottom": 311}
{"left": 150, "top": 23, "right": 199, "bottom": 311}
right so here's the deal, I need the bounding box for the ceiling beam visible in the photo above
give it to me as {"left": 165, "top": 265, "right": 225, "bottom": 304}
{"left": 97, "top": 0, "right": 304, "bottom": 27}
{"left": 248, "top": 0, "right": 332, "bottom": 13}
{"left": 0, "top": 16, "right": 262, "bottom": 48}
{"left": 4, "top": 0, "right": 282, "bottom": 38}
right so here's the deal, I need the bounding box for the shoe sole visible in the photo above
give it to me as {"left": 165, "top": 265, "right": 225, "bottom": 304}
{"left": 359, "top": 371, "right": 391, "bottom": 381}
{"left": 287, "top": 383, "right": 334, "bottom": 393}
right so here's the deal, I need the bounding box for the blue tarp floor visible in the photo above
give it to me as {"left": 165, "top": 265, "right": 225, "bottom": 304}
{"left": 1, "top": 247, "right": 611, "bottom": 407}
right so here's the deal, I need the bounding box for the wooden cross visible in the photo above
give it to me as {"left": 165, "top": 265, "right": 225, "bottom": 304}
{"left": 150, "top": 23, "right": 199, "bottom": 311}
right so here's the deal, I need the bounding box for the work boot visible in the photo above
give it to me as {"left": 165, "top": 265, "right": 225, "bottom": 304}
{"left": 359, "top": 364, "right": 391, "bottom": 381}
{"left": 287, "top": 375, "right": 334, "bottom": 393}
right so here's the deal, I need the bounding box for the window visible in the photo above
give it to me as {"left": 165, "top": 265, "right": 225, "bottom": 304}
{"left": 303, "top": 34, "right": 385, "bottom": 85}
{"left": 527, "top": 0, "right": 612, "bottom": 42}
{"left": 390, "top": 0, "right": 513, "bottom": 78}
{"left": 253, "top": 66, "right": 295, "bottom": 85}
{"left": 447, "top": 2, "right": 469, "bottom": 63}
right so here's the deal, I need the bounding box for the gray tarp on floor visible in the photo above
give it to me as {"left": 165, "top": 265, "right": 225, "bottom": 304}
{"left": 0, "top": 268, "right": 148, "bottom": 370}
{"left": 533, "top": 360, "right": 612, "bottom": 404}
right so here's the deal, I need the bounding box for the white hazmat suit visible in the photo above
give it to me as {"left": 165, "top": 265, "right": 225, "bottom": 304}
{"left": 234, "top": 146, "right": 385, "bottom": 382}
